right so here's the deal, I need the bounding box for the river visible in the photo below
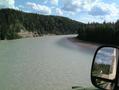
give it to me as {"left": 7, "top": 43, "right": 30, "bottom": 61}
{"left": 0, "top": 35, "right": 98, "bottom": 90}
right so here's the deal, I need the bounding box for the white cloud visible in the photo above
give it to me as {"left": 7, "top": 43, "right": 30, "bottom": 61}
{"left": 18, "top": 5, "right": 24, "bottom": 9}
{"left": 88, "top": 6, "right": 109, "bottom": 16}
{"left": 50, "top": 0, "right": 58, "bottom": 5}
{"left": 62, "top": 0, "right": 82, "bottom": 12}
{"left": 0, "top": 0, "right": 17, "bottom": 9}
{"left": 27, "top": 2, "right": 51, "bottom": 15}
{"left": 61, "top": 0, "right": 119, "bottom": 22}
{"left": 62, "top": 0, "right": 97, "bottom": 12}
{"left": 55, "top": 8, "right": 63, "bottom": 15}
{"left": 88, "top": 1, "right": 119, "bottom": 16}
{"left": 43, "top": 1, "right": 48, "bottom": 4}
{"left": 87, "top": 1, "right": 119, "bottom": 22}
{"left": 62, "top": 0, "right": 119, "bottom": 15}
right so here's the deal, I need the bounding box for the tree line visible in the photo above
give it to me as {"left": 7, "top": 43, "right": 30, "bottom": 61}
{"left": 1, "top": 8, "right": 119, "bottom": 45}
{"left": 77, "top": 21, "right": 119, "bottom": 45}
{"left": 92, "top": 63, "right": 111, "bottom": 75}
{"left": 0, "top": 8, "right": 83, "bottom": 40}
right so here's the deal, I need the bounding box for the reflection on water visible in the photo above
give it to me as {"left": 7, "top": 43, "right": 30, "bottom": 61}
{"left": 56, "top": 37, "right": 97, "bottom": 55}
{"left": 0, "top": 35, "right": 96, "bottom": 90}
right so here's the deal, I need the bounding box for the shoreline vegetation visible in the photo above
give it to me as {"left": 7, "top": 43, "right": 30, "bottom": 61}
{"left": 0, "top": 8, "right": 82, "bottom": 40}
{"left": 77, "top": 22, "right": 119, "bottom": 45}
{"left": 0, "top": 8, "right": 119, "bottom": 45}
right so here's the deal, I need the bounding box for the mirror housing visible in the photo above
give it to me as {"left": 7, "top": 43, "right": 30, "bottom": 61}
{"left": 91, "top": 45, "right": 119, "bottom": 90}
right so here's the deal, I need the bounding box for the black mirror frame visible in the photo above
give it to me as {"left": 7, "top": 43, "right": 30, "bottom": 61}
{"left": 91, "top": 45, "right": 119, "bottom": 90}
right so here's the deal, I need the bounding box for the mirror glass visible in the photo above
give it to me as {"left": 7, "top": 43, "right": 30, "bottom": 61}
{"left": 92, "top": 47, "right": 118, "bottom": 80}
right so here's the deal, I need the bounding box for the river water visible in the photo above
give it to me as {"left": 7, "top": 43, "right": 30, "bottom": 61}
{"left": 0, "top": 35, "right": 98, "bottom": 90}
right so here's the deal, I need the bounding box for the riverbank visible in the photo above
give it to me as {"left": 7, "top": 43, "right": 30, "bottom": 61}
{"left": 67, "top": 36, "right": 100, "bottom": 50}
{"left": 0, "top": 34, "right": 100, "bottom": 50}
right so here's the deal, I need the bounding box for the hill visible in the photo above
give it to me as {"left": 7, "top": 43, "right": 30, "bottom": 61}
{"left": 0, "top": 8, "right": 83, "bottom": 40}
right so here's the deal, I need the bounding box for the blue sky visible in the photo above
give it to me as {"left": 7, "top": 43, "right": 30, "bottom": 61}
{"left": 0, "top": 0, "right": 119, "bottom": 23}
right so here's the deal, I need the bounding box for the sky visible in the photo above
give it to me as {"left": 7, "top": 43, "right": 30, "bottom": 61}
{"left": 0, "top": 0, "right": 119, "bottom": 23}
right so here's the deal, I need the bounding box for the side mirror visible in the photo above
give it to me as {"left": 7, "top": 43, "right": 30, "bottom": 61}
{"left": 91, "top": 46, "right": 119, "bottom": 90}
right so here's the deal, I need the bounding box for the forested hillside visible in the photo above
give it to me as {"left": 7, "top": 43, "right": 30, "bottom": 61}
{"left": 0, "top": 8, "right": 83, "bottom": 40}
{"left": 1, "top": 8, "right": 119, "bottom": 45}
{"left": 77, "top": 21, "right": 119, "bottom": 45}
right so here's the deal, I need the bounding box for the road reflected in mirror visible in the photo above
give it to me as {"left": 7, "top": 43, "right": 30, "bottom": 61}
{"left": 92, "top": 47, "right": 118, "bottom": 80}
{"left": 92, "top": 78, "right": 115, "bottom": 90}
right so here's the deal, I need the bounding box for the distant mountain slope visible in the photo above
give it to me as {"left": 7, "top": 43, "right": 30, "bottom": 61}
{"left": 0, "top": 8, "right": 83, "bottom": 40}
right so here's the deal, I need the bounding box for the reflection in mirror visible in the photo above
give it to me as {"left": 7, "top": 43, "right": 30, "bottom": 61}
{"left": 92, "top": 47, "right": 118, "bottom": 80}
{"left": 92, "top": 78, "right": 115, "bottom": 90}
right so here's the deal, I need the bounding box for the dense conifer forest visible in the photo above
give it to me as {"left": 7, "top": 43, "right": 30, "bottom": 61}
{"left": 0, "top": 8, "right": 82, "bottom": 40}
{"left": 77, "top": 21, "right": 119, "bottom": 45}
{"left": 0, "top": 8, "right": 119, "bottom": 45}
